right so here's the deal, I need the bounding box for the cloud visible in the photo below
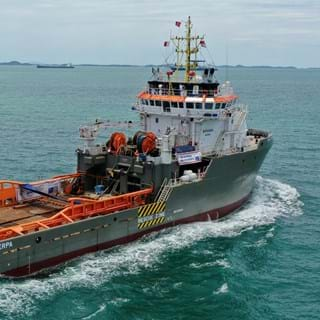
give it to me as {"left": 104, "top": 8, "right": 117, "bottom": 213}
{"left": 0, "top": 0, "right": 319, "bottom": 67}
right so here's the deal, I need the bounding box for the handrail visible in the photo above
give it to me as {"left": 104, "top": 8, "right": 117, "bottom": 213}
{"left": 155, "top": 178, "right": 167, "bottom": 201}
{"left": 146, "top": 87, "right": 218, "bottom": 97}
{"left": 0, "top": 174, "right": 81, "bottom": 208}
{"left": 0, "top": 187, "right": 153, "bottom": 241}
{"left": 139, "top": 90, "right": 238, "bottom": 102}
{"left": 39, "top": 173, "right": 81, "bottom": 184}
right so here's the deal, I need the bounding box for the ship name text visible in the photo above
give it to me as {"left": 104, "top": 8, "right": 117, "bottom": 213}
{"left": 138, "top": 212, "right": 165, "bottom": 224}
{"left": 0, "top": 241, "right": 13, "bottom": 251}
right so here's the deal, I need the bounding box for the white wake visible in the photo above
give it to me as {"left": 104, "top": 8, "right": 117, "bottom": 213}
{"left": 0, "top": 176, "right": 303, "bottom": 318}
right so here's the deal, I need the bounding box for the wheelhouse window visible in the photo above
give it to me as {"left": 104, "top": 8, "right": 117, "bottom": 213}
{"left": 155, "top": 100, "right": 162, "bottom": 107}
{"left": 179, "top": 102, "right": 184, "bottom": 108}
{"left": 221, "top": 103, "right": 226, "bottom": 109}
{"left": 163, "top": 101, "right": 170, "bottom": 112}
{"left": 171, "top": 102, "right": 178, "bottom": 108}
{"left": 150, "top": 100, "right": 155, "bottom": 106}
{"left": 215, "top": 103, "right": 221, "bottom": 109}
{"left": 195, "top": 102, "right": 202, "bottom": 109}
{"left": 186, "top": 102, "right": 194, "bottom": 109}
{"left": 205, "top": 103, "right": 213, "bottom": 110}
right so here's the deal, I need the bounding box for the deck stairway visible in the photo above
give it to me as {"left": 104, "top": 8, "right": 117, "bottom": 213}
{"left": 155, "top": 178, "right": 173, "bottom": 202}
{"left": 235, "top": 109, "right": 247, "bottom": 131}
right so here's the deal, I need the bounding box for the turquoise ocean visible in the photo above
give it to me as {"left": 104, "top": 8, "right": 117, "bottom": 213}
{"left": 0, "top": 66, "right": 319, "bottom": 319}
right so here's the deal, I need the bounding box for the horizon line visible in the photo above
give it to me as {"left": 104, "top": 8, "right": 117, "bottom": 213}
{"left": 0, "top": 60, "right": 319, "bottom": 70}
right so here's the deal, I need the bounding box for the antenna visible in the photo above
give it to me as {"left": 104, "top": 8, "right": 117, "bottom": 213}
{"left": 185, "top": 16, "right": 192, "bottom": 82}
{"left": 225, "top": 42, "right": 229, "bottom": 82}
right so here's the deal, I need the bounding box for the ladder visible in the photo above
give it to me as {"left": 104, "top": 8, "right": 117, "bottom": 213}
{"left": 155, "top": 178, "right": 173, "bottom": 202}
{"left": 214, "top": 130, "right": 226, "bottom": 154}
{"left": 235, "top": 110, "right": 247, "bottom": 131}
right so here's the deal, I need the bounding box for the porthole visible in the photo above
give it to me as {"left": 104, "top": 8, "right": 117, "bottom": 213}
{"left": 35, "top": 236, "right": 42, "bottom": 244}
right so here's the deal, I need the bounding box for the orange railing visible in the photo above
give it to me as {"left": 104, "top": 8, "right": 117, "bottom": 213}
{"left": 0, "top": 187, "right": 153, "bottom": 241}
{"left": 0, "top": 173, "right": 81, "bottom": 208}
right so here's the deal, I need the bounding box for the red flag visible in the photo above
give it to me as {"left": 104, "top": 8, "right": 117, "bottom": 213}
{"left": 163, "top": 41, "right": 170, "bottom": 47}
{"left": 175, "top": 21, "right": 181, "bottom": 27}
{"left": 200, "top": 39, "right": 206, "bottom": 47}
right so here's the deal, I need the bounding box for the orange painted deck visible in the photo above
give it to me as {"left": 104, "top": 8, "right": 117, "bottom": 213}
{"left": 0, "top": 202, "right": 61, "bottom": 228}
{"left": 0, "top": 182, "right": 153, "bottom": 241}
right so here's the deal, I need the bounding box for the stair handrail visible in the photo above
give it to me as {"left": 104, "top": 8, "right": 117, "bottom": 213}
{"left": 155, "top": 178, "right": 168, "bottom": 201}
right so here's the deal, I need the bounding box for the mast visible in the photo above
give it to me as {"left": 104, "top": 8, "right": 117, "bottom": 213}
{"left": 168, "top": 17, "right": 205, "bottom": 83}
{"left": 184, "top": 16, "right": 192, "bottom": 82}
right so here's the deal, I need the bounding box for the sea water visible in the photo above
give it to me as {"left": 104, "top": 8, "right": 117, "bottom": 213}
{"left": 0, "top": 66, "right": 319, "bottom": 320}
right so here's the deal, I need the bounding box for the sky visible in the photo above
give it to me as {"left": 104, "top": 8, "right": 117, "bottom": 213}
{"left": 0, "top": 0, "right": 319, "bottom": 67}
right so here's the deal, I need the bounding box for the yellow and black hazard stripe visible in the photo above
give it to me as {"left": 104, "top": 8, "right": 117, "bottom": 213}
{"left": 137, "top": 201, "right": 166, "bottom": 229}
{"left": 138, "top": 201, "right": 166, "bottom": 218}
{"left": 138, "top": 215, "right": 166, "bottom": 229}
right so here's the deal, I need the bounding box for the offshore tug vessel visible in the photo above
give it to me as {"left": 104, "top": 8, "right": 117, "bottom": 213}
{"left": 0, "top": 18, "right": 272, "bottom": 276}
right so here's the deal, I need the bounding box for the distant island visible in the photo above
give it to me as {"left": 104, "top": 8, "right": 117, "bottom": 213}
{"left": 0, "top": 60, "right": 318, "bottom": 69}
{"left": 0, "top": 60, "right": 32, "bottom": 66}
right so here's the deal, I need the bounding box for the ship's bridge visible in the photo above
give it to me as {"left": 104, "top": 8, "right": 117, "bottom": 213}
{"left": 136, "top": 80, "right": 238, "bottom": 119}
{"left": 135, "top": 80, "right": 247, "bottom": 157}
{"left": 135, "top": 17, "right": 250, "bottom": 157}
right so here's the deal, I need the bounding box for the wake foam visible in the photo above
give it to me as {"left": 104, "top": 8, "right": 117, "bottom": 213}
{"left": 0, "top": 177, "right": 303, "bottom": 319}
{"left": 214, "top": 283, "right": 229, "bottom": 295}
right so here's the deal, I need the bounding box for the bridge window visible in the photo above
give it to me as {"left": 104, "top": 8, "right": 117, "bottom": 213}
{"left": 155, "top": 100, "right": 162, "bottom": 107}
{"left": 171, "top": 102, "right": 178, "bottom": 108}
{"left": 150, "top": 100, "right": 155, "bottom": 106}
{"left": 163, "top": 101, "right": 170, "bottom": 112}
{"left": 205, "top": 103, "right": 213, "bottom": 110}
{"left": 215, "top": 103, "right": 221, "bottom": 109}
{"left": 195, "top": 103, "right": 202, "bottom": 109}
{"left": 179, "top": 102, "right": 184, "bottom": 108}
{"left": 221, "top": 103, "right": 226, "bottom": 109}
{"left": 186, "top": 102, "right": 194, "bottom": 109}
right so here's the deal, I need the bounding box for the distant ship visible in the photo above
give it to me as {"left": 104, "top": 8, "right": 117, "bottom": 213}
{"left": 36, "top": 63, "right": 74, "bottom": 69}
{"left": 0, "top": 17, "right": 272, "bottom": 277}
